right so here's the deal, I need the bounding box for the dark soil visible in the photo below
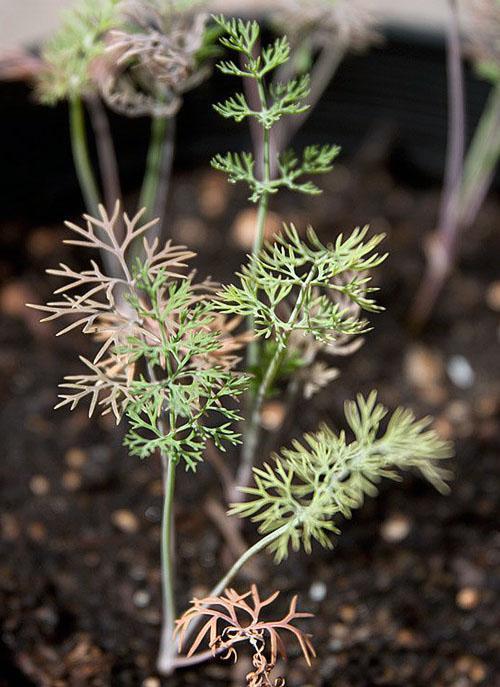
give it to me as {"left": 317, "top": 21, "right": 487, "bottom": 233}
{"left": 1, "top": 154, "right": 499, "bottom": 687}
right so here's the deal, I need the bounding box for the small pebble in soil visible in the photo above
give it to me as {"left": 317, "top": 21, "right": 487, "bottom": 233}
{"left": 396, "top": 628, "right": 418, "bottom": 648}
{"left": 405, "top": 345, "right": 444, "bottom": 389}
{"left": 145, "top": 505, "right": 161, "bottom": 523}
{"left": 65, "top": 447, "right": 87, "bottom": 469}
{"left": 338, "top": 605, "right": 357, "bottom": 623}
{"left": 1, "top": 513, "right": 20, "bottom": 540}
{"left": 261, "top": 400, "right": 286, "bottom": 431}
{"left": 455, "top": 655, "right": 487, "bottom": 683}
{"left": 29, "top": 474, "right": 50, "bottom": 496}
{"left": 142, "top": 678, "right": 160, "bottom": 687}
{"left": 130, "top": 565, "right": 147, "bottom": 581}
{"left": 27, "top": 521, "right": 47, "bottom": 542}
{"left": 133, "top": 590, "right": 151, "bottom": 608}
{"left": 456, "top": 587, "right": 480, "bottom": 610}
{"left": 62, "top": 471, "right": 82, "bottom": 491}
{"left": 447, "top": 355, "right": 475, "bottom": 389}
{"left": 111, "top": 509, "right": 139, "bottom": 534}
{"left": 380, "top": 514, "right": 412, "bottom": 543}
{"left": 309, "top": 581, "right": 327, "bottom": 602}
{"left": 486, "top": 280, "right": 500, "bottom": 311}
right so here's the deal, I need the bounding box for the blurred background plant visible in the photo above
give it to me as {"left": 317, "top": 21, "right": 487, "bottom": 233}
{"left": 410, "top": 0, "right": 500, "bottom": 329}
{"left": 240, "top": 0, "right": 379, "bottom": 178}
{"left": 31, "top": 0, "right": 216, "bottom": 272}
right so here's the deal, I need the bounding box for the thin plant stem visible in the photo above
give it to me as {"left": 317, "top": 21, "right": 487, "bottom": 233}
{"left": 232, "top": 341, "right": 285, "bottom": 502}
{"left": 69, "top": 95, "right": 100, "bottom": 216}
{"left": 139, "top": 115, "right": 176, "bottom": 234}
{"left": 459, "top": 81, "right": 500, "bottom": 228}
{"left": 69, "top": 95, "right": 118, "bottom": 277}
{"left": 144, "top": 360, "right": 178, "bottom": 677}
{"left": 157, "top": 451, "right": 178, "bottom": 676}
{"left": 208, "top": 523, "right": 290, "bottom": 598}
{"left": 86, "top": 96, "right": 123, "bottom": 220}
{"left": 234, "top": 268, "right": 317, "bottom": 501}
{"left": 246, "top": 79, "right": 272, "bottom": 371}
{"left": 409, "top": 0, "right": 465, "bottom": 330}
{"left": 176, "top": 523, "right": 292, "bottom": 656}
{"left": 438, "top": 0, "right": 466, "bottom": 241}
{"left": 241, "top": 44, "right": 263, "bottom": 174}
{"left": 131, "top": 114, "right": 175, "bottom": 263}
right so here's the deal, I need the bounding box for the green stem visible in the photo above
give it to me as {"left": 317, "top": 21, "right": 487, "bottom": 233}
{"left": 157, "top": 452, "right": 178, "bottom": 676}
{"left": 246, "top": 82, "right": 272, "bottom": 371}
{"left": 139, "top": 115, "right": 170, "bottom": 219}
{"left": 86, "top": 96, "right": 122, "bottom": 218}
{"left": 69, "top": 96, "right": 100, "bottom": 216}
{"left": 234, "top": 268, "right": 317, "bottom": 500}
{"left": 69, "top": 96, "right": 121, "bottom": 277}
{"left": 459, "top": 81, "right": 500, "bottom": 228}
{"left": 209, "top": 523, "right": 290, "bottom": 597}
{"left": 178, "top": 523, "right": 291, "bottom": 652}
{"left": 232, "top": 342, "right": 286, "bottom": 502}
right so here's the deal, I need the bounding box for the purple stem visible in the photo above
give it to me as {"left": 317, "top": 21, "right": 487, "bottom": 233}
{"left": 409, "top": 0, "right": 465, "bottom": 329}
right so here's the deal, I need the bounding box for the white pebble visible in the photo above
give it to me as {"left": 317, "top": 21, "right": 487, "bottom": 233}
{"left": 133, "top": 590, "right": 151, "bottom": 608}
{"left": 309, "top": 581, "right": 327, "bottom": 602}
{"left": 447, "top": 355, "right": 475, "bottom": 389}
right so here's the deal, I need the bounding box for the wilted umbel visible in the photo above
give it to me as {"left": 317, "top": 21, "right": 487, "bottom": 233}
{"left": 97, "top": 0, "right": 210, "bottom": 117}
{"left": 464, "top": 0, "right": 500, "bottom": 82}
{"left": 272, "top": 0, "right": 378, "bottom": 52}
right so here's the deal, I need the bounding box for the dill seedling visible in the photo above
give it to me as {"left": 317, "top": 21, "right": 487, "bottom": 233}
{"left": 32, "top": 15, "right": 454, "bottom": 684}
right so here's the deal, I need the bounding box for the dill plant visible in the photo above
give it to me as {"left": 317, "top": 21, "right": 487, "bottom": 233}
{"left": 32, "top": 13, "right": 453, "bottom": 684}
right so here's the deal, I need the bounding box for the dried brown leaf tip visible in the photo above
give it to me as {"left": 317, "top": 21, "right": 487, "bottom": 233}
{"left": 28, "top": 202, "right": 250, "bottom": 423}
{"left": 175, "top": 585, "right": 315, "bottom": 686}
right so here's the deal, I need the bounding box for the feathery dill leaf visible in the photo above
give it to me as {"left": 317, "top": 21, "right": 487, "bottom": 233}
{"left": 210, "top": 15, "right": 340, "bottom": 202}
{"left": 217, "top": 224, "right": 386, "bottom": 346}
{"left": 231, "top": 391, "right": 453, "bottom": 562}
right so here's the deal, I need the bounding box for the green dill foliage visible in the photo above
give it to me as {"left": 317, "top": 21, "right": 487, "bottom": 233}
{"left": 231, "top": 392, "right": 453, "bottom": 562}
{"left": 218, "top": 224, "right": 386, "bottom": 346}
{"left": 212, "top": 144, "right": 340, "bottom": 202}
{"left": 38, "top": 0, "right": 119, "bottom": 104}
{"left": 123, "top": 264, "right": 249, "bottom": 470}
{"left": 30, "top": 205, "right": 249, "bottom": 472}
{"left": 210, "top": 15, "right": 340, "bottom": 202}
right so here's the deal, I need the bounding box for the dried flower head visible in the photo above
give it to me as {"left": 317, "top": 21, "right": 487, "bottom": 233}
{"left": 37, "top": 0, "right": 119, "bottom": 104}
{"left": 97, "top": 0, "right": 210, "bottom": 116}
{"left": 272, "top": 0, "right": 379, "bottom": 52}
{"left": 464, "top": 0, "right": 500, "bottom": 82}
{"left": 175, "top": 585, "right": 315, "bottom": 686}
